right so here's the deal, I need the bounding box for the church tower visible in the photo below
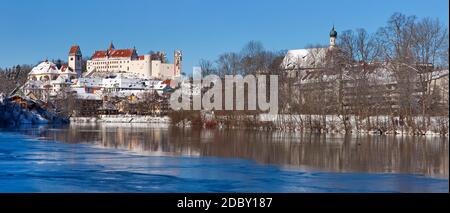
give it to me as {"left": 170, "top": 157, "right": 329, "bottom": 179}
{"left": 174, "top": 50, "right": 182, "bottom": 77}
{"left": 329, "top": 25, "right": 338, "bottom": 49}
{"left": 68, "top": 45, "right": 82, "bottom": 77}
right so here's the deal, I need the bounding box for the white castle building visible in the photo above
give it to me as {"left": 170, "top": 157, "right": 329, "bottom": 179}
{"left": 22, "top": 44, "right": 178, "bottom": 102}
{"left": 86, "top": 42, "right": 182, "bottom": 79}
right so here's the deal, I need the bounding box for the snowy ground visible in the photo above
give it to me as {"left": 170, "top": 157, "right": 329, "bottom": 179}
{"left": 259, "top": 114, "right": 449, "bottom": 136}
{"left": 70, "top": 115, "right": 171, "bottom": 124}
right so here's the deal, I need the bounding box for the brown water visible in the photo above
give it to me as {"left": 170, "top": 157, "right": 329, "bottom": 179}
{"left": 26, "top": 123, "right": 449, "bottom": 179}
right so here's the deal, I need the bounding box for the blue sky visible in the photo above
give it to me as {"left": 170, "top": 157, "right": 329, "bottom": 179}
{"left": 0, "top": 0, "right": 448, "bottom": 73}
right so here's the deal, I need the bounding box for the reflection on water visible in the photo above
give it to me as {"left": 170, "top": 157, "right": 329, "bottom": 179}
{"left": 17, "top": 123, "right": 449, "bottom": 178}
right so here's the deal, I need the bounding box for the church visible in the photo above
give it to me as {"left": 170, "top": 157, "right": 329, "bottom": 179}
{"left": 282, "top": 26, "right": 338, "bottom": 72}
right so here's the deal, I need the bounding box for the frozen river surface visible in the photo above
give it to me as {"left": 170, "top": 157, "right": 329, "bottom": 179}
{"left": 0, "top": 126, "right": 448, "bottom": 192}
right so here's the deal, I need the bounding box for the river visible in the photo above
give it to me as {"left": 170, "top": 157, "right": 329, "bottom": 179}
{"left": 0, "top": 123, "right": 448, "bottom": 192}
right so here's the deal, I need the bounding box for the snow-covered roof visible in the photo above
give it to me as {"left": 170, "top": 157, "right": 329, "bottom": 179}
{"left": 75, "top": 92, "right": 102, "bottom": 100}
{"left": 29, "top": 61, "right": 60, "bottom": 75}
{"left": 75, "top": 77, "right": 103, "bottom": 87}
{"left": 71, "top": 87, "right": 102, "bottom": 100}
{"left": 28, "top": 61, "right": 78, "bottom": 76}
{"left": 71, "top": 75, "right": 168, "bottom": 93}
{"left": 52, "top": 75, "right": 72, "bottom": 85}
{"left": 283, "top": 48, "right": 328, "bottom": 70}
{"left": 101, "top": 75, "right": 167, "bottom": 90}
{"left": 88, "top": 71, "right": 146, "bottom": 79}
{"left": 102, "top": 77, "right": 145, "bottom": 89}
{"left": 108, "top": 90, "right": 145, "bottom": 98}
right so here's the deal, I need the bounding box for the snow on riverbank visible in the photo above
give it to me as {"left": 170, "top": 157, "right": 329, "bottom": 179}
{"left": 0, "top": 93, "right": 67, "bottom": 126}
{"left": 72, "top": 112, "right": 448, "bottom": 136}
{"left": 70, "top": 115, "right": 171, "bottom": 124}
{"left": 259, "top": 114, "right": 449, "bottom": 136}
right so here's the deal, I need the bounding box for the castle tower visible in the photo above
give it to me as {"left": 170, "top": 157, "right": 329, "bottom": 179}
{"left": 68, "top": 45, "right": 82, "bottom": 77}
{"left": 329, "top": 25, "right": 338, "bottom": 49}
{"left": 174, "top": 50, "right": 182, "bottom": 77}
{"left": 161, "top": 51, "right": 167, "bottom": 63}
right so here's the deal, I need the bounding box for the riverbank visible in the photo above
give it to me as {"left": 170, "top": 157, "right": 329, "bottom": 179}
{"left": 70, "top": 115, "right": 170, "bottom": 124}
{"left": 0, "top": 94, "right": 68, "bottom": 126}
{"left": 258, "top": 114, "right": 449, "bottom": 136}
{"left": 70, "top": 113, "right": 449, "bottom": 136}
{"left": 168, "top": 110, "right": 449, "bottom": 136}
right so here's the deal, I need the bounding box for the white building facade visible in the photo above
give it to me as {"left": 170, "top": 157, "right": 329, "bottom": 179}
{"left": 24, "top": 60, "right": 79, "bottom": 100}
{"left": 86, "top": 43, "right": 182, "bottom": 79}
{"left": 71, "top": 74, "right": 170, "bottom": 100}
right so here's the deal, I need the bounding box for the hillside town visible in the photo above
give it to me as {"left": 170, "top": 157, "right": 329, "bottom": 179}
{"left": 5, "top": 43, "right": 182, "bottom": 118}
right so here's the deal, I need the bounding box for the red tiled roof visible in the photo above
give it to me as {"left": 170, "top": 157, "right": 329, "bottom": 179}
{"left": 111, "top": 49, "right": 135, "bottom": 58}
{"left": 60, "top": 64, "right": 73, "bottom": 72}
{"left": 92, "top": 50, "right": 107, "bottom": 59}
{"left": 162, "top": 79, "right": 171, "bottom": 85}
{"left": 69, "top": 45, "right": 80, "bottom": 55}
{"left": 91, "top": 49, "right": 136, "bottom": 59}
{"left": 138, "top": 55, "right": 145, "bottom": 60}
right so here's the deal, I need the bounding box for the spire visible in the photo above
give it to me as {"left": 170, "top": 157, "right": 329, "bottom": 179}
{"left": 108, "top": 41, "right": 115, "bottom": 50}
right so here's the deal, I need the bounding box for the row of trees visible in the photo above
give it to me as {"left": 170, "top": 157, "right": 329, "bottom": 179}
{"left": 337, "top": 13, "right": 448, "bottom": 130}
{"left": 376, "top": 13, "right": 448, "bottom": 123}
{"left": 0, "top": 64, "right": 33, "bottom": 94}
{"left": 193, "top": 13, "right": 448, "bottom": 133}
{"left": 198, "top": 40, "right": 285, "bottom": 77}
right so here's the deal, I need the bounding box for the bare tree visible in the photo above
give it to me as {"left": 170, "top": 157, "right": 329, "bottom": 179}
{"left": 338, "top": 28, "right": 383, "bottom": 130}
{"left": 198, "top": 59, "right": 216, "bottom": 76}
{"left": 376, "top": 13, "right": 449, "bottom": 131}
{"left": 376, "top": 13, "right": 419, "bottom": 127}
{"left": 216, "top": 52, "right": 241, "bottom": 76}
{"left": 410, "top": 17, "right": 448, "bottom": 127}
{"left": 0, "top": 64, "right": 32, "bottom": 94}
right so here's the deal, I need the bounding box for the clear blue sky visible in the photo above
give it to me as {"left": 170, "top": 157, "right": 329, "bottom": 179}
{"left": 0, "top": 0, "right": 448, "bottom": 73}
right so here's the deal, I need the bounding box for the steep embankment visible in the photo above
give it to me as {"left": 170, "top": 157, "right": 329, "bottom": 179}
{"left": 0, "top": 94, "right": 68, "bottom": 127}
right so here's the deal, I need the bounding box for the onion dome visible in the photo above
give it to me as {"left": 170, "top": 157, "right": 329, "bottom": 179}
{"left": 330, "top": 26, "right": 337, "bottom": 37}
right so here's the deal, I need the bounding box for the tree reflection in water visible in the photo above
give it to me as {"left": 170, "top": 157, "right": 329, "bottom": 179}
{"left": 18, "top": 123, "right": 449, "bottom": 178}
